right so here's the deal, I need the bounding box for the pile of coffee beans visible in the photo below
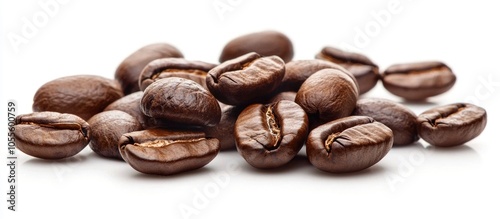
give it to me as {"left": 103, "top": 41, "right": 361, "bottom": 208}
{"left": 14, "top": 30, "right": 488, "bottom": 175}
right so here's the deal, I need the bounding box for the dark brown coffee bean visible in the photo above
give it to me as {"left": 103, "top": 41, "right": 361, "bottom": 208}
{"left": 278, "top": 59, "right": 355, "bottom": 92}
{"left": 219, "top": 30, "right": 294, "bottom": 63}
{"left": 115, "top": 43, "right": 184, "bottom": 94}
{"left": 381, "top": 61, "right": 456, "bottom": 100}
{"left": 207, "top": 52, "right": 285, "bottom": 105}
{"left": 87, "top": 110, "right": 142, "bottom": 159}
{"left": 141, "top": 77, "right": 221, "bottom": 126}
{"left": 306, "top": 116, "right": 393, "bottom": 173}
{"left": 119, "top": 129, "right": 220, "bottom": 175}
{"left": 353, "top": 98, "right": 419, "bottom": 146}
{"left": 417, "top": 103, "right": 487, "bottom": 147}
{"left": 295, "top": 68, "right": 359, "bottom": 123}
{"left": 234, "top": 100, "right": 308, "bottom": 169}
{"left": 33, "top": 75, "right": 123, "bottom": 120}
{"left": 104, "top": 91, "right": 149, "bottom": 129}
{"left": 139, "top": 58, "right": 215, "bottom": 91}
{"left": 203, "top": 103, "right": 244, "bottom": 151}
{"left": 316, "top": 46, "right": 379, "bottom": 94}
{"left": 104, "top": 92, "right": 183, "bottom": 130}
{"left": 14, "top": 112, "right": 90, "bottom": 159}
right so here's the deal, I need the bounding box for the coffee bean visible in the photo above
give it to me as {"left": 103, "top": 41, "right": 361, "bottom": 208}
{"left": 234, "top": 100, "right": 308, "bottom": 169}
{"left": 219, "top": 30, "right": 294, "bottom": 63}
{"left": 353, "top": 98, "right": 419, "bottom": 146}
{"left": 207, "top": 52, "right": 285, "bottom": 105}
{"left": 89, "top": 110, "right": 142, "bottom": 160}
{"left": 141, "top": 77, "right": 221, "bottom": 126}
{"left": 306, "top": 116, "right": 393, "bottom": 173}
{"left": 278, "top": 59, "right": 354, "bottom": 92}
{"left": 139, "top": 58, "right": 215, "bottom": 91}
{"left": 203, "top": 102, "right": 244, "bottom": 151}
{"left": 115, "top": 43, "right": 184, "bottom": 94}
{"left": 417, "top": 103, "right": 487, "bottom": 147}
{"left": 381, "top": 61, "right": 456, "bottom": 100}
{"left": 88, "top": 110, "right": 142, "bottom": 159}
{"left": 104, "top": 91, "right": 149, "bottom": 129}
{"left": 33, "top": 75, "right": 123, "bottom": 121}
{"left": 14, "top": 112, "right": 90, "bottom": 159}
{"left": 119, "top": 129, "right": 220, "bottom": 175}
{"left": 295, "top": 68, "right": 359, "bottom": 123}
{"left": 316, "top": 46, "right": 379, "bottom": 94}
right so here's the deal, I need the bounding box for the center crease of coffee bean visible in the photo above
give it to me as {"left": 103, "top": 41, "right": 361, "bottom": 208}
{"left": 399, "top": 66, "right": 450, "bottom": 76}
{"left": 133, "top": 138, "right": 206, "bottom": 148}
{"left": 22, "top": 122, "right": 88, "bottom": 137}
{"left": 428, "top": 103, "right": 466, "bottom": 127}
{"left": 324, "top": 132, "right": 344, "bottom": 153}
{"left": 265, "top": 105, "right": 281, "bottom": 149}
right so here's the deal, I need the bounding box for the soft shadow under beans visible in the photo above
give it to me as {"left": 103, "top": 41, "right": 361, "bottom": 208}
{"left": 309, "top": 164, "right": 387, "bottom": 179}
{"left": 128, "top": 166, "right": 215, "bottom": 181}
{"left": 23, "top": 153, "right": 89, "bottom": 166}
{"left": 241, "top": 154, "right": 311, "bottom": 175}
{"left": 424, "top": 144, "right": 479, "bottom": 155}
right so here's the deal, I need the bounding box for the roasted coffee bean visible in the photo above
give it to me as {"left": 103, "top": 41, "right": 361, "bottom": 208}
{"left": 417, "top": 103, "right": 487, "bottom": 147}
{"left": 33, "top": 75, "right": 123, "bottom": 120}
{"left": 306, "top": 116, "right": 393, "bottom": 173}
{"left": 296, "top": 68, "right": 359, "bottom": 123}
{"left": 141, "top": 77, "right": 221, "bottom": 126}
{"left": 278, "top": 59, "right": 357, "bottom": 92}
{"left": 353, "top": 98, "right": 419, "bottom": 146}
{"left": 316, "top": 47, "right": 379, "bottom": 94}
{"left": 88, "top": 110, "right": 142, "bottom": 159}
{"left": 104, "top": 91, "right": 149, "bottom": 129}
{"left": 234, "top": 100, "right": 308, "bottom": 169}
{"left": 219, "top": 30, "right": 294, "bottom": 63}
{"left": 115, "top": 43, "right": 184, "bottom": 94}
{"left": 381, "top": 61, "right": 456, "bottom": 100}
{"left": 139, "top": 58, "right": 215, "bottom": 91}
{"left": 207, "top": 52, "right": 285, "bottom": 105}
{"left": 119, "top": 129, "right": 220, "bottom": 175}
{"left": 14, "top": 112, "right": 90, "bottom": 159}
{"left": 203, "top": 103, "right": 244, "bottom": 150}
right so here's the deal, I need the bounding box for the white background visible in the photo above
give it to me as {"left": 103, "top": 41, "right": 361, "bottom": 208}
{"left": 2, "top": 0, "right": 500, "bottom": 218}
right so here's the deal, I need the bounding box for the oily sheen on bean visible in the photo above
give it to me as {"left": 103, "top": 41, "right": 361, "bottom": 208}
{"left": 234, "top": 100, "right": 309, "bottom": 169}
{"left": 33, "top": 75, "right": 123, "bottom": 121}
{"left": 353, "top": 98, "right": 419, "bottom": 146}
{"left": 381, "top": 61, "right": 456, "bottom": 100}
{"left": 306, "top": 116, "right": 393, "bottom": 173}
{"left": 139, "top": 58, "right": 215, "bottom": 91}
{"left": 115, "top": 43, "right": 184, "bottom": 94}
{"left": 295, "top": 68, "right": 359, "bottom": 123}
{"left": 417, "top": 103, "right": 487, "bottom": 147}
{"left": 141, "top": 77, "right": 221, "bottom": 126}
{"left": 119, "top": 129, "right": 220, "bottom": 175}
{"left": 277, "top": 59, "right": 357, "bottom": 93}
{"left": 14, "top": 112, "right": 90, "bottom": 159}
{"left": 219, "top": 30, "right": 294, "bottom": 63}
{"left": 207, "top": 52, "right": 285, "bottom": 106}
{"left": 316, "top": 46, "right": 379, "bottom": 94}
{"left": 88, "top": 110, "right": 142, "bottom": 159}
